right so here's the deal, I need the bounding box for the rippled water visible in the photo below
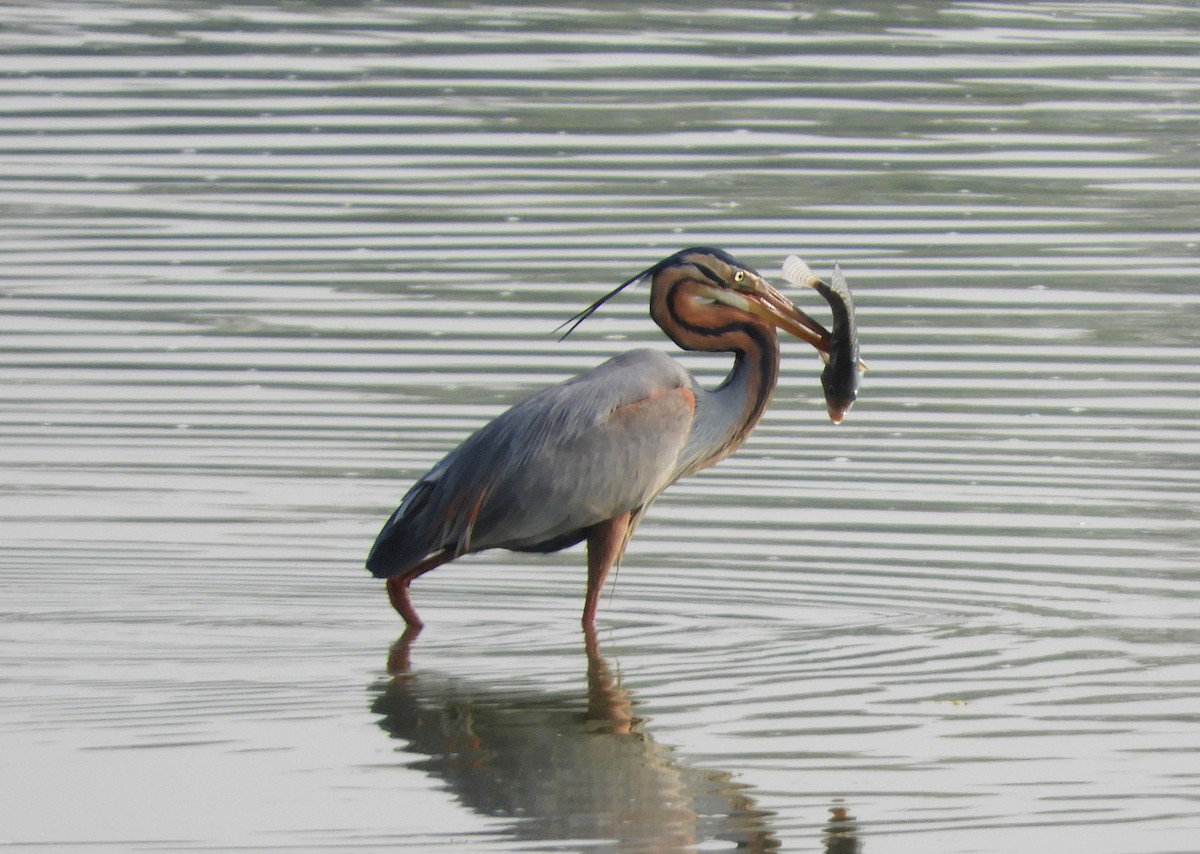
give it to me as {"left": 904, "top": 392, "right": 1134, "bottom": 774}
{"left": 2, "top": 3, "right": 1199, "bottom": 852}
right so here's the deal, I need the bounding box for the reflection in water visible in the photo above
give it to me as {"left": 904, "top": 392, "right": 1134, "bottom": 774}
{"left": 824, "top": 801, "right": 863, "bottom": 854}
{"left": 372, "top": 629, "right": 781, "bottom": 852}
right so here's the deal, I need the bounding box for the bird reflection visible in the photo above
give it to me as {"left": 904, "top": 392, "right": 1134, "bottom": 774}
{"left": 372, "top": 627, "right": 780, "bottom": 852}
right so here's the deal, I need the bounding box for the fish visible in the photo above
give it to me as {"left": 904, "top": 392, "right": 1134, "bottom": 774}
{"left": 781, "top": 255, "right": 863, "bottom": 423}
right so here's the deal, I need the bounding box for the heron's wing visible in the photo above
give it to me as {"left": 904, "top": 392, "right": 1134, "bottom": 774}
{"left": 484, "top": 386, "right": 694, "bottom": 548}
{"left": 369, "top": 349, "right": 697, "bottom": 573}
{"left": 458, "top": 349, "right": 697, "bottom": 551}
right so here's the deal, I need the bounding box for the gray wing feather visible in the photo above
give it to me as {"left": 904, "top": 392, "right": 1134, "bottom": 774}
{"left": 368, "top": 349, "right": 696, "bottom": 577}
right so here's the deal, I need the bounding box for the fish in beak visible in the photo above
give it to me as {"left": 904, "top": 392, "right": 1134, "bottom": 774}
{"left": 781, "top": 255, "right": 864, "bottom": 423}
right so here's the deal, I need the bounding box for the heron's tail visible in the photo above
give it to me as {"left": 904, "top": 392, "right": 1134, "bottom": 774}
{"left": 366, "top": 480, "right": 443, "bottom": 578}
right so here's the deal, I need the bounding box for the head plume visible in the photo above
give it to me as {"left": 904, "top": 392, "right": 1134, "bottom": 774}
{"left": 555, "top": 247, "right": 754, "bottom": 340}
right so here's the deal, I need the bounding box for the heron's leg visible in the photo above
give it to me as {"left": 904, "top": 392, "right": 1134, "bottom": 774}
{"left": 386, "top": 548, "right": 454, "bottom": 628}
{"left": 582, "top": 512, "right": 631, "bottom": 628}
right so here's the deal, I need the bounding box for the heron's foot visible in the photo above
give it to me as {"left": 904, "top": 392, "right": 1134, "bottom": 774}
{"left": 386, "top": 576, "right": 424, "bottom": 629}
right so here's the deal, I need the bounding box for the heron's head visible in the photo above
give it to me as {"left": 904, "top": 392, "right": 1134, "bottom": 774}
{"left": 648, "top": 247, "right": 833, "bottom": 355}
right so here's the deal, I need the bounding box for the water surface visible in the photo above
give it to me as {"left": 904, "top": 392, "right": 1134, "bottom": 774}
{"left": 2, "top": 3, "right": 1199, "bottom": 852}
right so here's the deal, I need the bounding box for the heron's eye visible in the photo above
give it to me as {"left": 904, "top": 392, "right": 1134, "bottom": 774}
{"left": 733, "top": 270, "right": 745, "bottom": 285}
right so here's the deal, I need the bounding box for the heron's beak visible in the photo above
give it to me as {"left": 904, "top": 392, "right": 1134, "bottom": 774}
{"left": 738, "top": 279, "right": 832, "bottom": 354}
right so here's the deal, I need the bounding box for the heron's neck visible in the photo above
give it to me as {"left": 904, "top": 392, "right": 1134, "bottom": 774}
{"left": 670, "top": 330, "right": 781, "bottom": 481}
{"left": 705, "top": 332, "right": 781, "bottom": 459}
{"left": 652, "top": 275, "right": 783, "bottom": 471}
